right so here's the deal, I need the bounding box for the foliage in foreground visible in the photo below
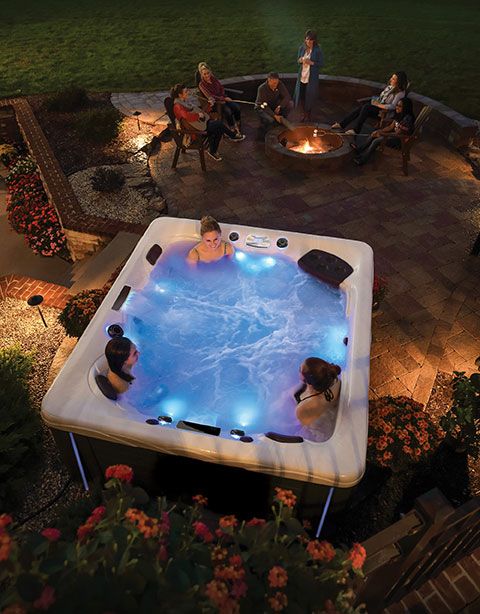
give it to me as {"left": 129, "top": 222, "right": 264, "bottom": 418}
{"left": 0, "top": 465, "right": 366, "bottom": 613}
{"left": 74, "top": 107, "right": 122, "bottom": 145}
{"left": 440, "top": 370, "right": 480, "bottom": 458}
{"left": 91, "top": 166, "right": 125, "bottom": 192}
{"left": 368, "top": 396, "right": 442, "bottom": 471}
{"left": 0, "top": 347, "right": 41, "bottom": 510}
{"left": 46, "top": 86, "right": 89, "bottom": 113}
{"left": 58, "top": 288, "right": 107, "bottom": 338}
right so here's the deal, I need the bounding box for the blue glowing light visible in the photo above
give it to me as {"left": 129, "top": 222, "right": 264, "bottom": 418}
{"left": 263, "top": 256, "right": 276, "bottom": 268}
{"left": 235, "top": 251, "right": 246, "bottom": 262}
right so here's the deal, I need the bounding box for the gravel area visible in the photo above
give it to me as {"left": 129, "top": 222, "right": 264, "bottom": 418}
{"left": 69, "top": 161, "right": 156, "bottom": 224}
{"left": 0, "top": 298, "right": 87, "bottom": 531}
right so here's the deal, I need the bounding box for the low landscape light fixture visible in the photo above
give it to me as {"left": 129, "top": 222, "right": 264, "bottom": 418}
{"left": 132, "top": 110, "right": 142, "bottom": 130}
{"left": 27, "top": 294, "right": 48, "bottom": 328}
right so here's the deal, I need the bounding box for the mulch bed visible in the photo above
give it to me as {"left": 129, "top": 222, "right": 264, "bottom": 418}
{"left": 28, "top": 93, "right": 158, "bottom": 176}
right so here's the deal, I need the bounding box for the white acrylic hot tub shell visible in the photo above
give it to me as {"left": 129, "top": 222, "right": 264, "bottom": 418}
{"left": 42, "top": 217, "right": 373, "bottom": 488}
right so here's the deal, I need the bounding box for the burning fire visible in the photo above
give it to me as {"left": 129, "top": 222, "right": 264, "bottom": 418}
{"left": 289, "top": 138, "right": 331, "bottom": 154}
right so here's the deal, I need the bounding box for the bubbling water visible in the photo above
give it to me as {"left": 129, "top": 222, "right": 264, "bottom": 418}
{"left": 122, "top": 241, "right": 348, "bottom": 438}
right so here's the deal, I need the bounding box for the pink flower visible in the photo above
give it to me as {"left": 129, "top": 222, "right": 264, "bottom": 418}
{"left": 246, "top": 517, "right": 266, "bottom": 527}
{"left": 105, "top": 464, "right": 133, "bottom": 483}
{"left": 90, "top": 506, "right": 106, "bottom": 523}
{"left": 41, "top": 528, "right": 61, "bottom": 542}
{"left": 33, "top": 585, "right": 55, "bottom": 610}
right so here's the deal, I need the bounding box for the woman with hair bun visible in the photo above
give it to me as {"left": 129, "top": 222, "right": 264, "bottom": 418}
{"left": 198, "top": 62, "right": 243, "bottom": 136}
{"left": 295, "top": 357, "right": 341, "bottom": 427}
{"left": 105, "top": 337, "right": 139, "bottom": 395}
{"left": 187, "top": 216, "right": 234, "bottom": 263}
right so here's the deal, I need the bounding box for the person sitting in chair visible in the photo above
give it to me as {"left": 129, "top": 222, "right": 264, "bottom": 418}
{"left": 198, "top": 62, "right": 244, "bottom": 137}
{"left": 255, "top": 72, "right": 294, "bottom": 129}
{"left": 171, "top": 83, "right": 244, "bottom": 162}
{"left": 331, "top": 71, "right": 408, "bottom": 135}
{"left": 352, "top": 97, "right": 415, "bottom": 165}
{"left": 295, "top": 357, "right": 341, "bottom": 428}
{"left": 105, "top": 337, "right": 139, "bottom": 395}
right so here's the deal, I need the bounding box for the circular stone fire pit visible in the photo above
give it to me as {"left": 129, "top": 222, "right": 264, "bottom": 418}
{"left": 265, "top": 123, "right": 353, "bottom": 171}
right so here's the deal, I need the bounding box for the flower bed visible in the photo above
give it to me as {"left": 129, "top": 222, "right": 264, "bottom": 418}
{"left": 0, "top": 465, "right": 366, "bottom": 613}
{"left": 5, "top": 155, "right": 68, "bottom": 257}
{"left": 368, "top": 396, "right": 442, "bottom": 471}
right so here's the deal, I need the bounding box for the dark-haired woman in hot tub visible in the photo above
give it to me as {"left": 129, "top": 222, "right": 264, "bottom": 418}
{"left": 105, "top": 337, "right": 139, "bottom": 395}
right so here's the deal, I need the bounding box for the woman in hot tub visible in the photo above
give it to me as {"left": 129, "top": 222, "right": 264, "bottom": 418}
{"left": 295, "top": 357, "right": 341, "bottom": 427}
{"left": 105, "top": 337, "right": 139, "bottom": 395}
{"left": 187, "top": 215, "right": 234, "bottom": 263}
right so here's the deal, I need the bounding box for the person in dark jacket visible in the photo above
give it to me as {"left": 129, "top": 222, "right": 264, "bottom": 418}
{"left": 294, "top": 29, "right": 324, "bottom": 122}
{"left": 352, "top": 97, "right": 415, "bottom": 165}
{"left": 255, "top": 72, "right": 293, "bottom": 128}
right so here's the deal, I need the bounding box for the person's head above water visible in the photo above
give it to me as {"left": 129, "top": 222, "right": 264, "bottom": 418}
{"left": 200, "top": 215, "right": 222, "bottom": 250}
{"left": 105, "top": 337, "right": 138, "bottom": 383}
{"left": 300, "top": 357, "right": 341, "bottom": 393}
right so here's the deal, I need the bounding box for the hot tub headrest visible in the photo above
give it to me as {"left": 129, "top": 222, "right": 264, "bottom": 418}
{"left": 95, "top": 374, "right": 118, "bottom": 401}
{"left": 297, "top": 249, "right": 353, "bottom": 287}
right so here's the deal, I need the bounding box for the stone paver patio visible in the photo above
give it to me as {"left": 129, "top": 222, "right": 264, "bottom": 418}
{"left": 144, "top": 102, "right": 480, "bottom": 404}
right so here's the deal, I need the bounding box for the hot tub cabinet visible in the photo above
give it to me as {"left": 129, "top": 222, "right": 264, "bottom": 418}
{"left": 42, "top": 218, "right": 373, "bottom": 513}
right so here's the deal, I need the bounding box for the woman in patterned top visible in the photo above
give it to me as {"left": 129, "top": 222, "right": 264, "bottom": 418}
{"left": 331, "top": 71, "right": 408, "bottom": 135}
{"left": 198, "top": 62, "right": 243, "bottom": 137}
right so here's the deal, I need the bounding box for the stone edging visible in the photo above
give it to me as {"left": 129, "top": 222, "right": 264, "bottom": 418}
{"left": 220, "top": 73, "right": 478, "bottom": 147}
{"left": 0, "top": 98, "right": 147, "bottom": 242}
{"left": 0, "top": 274, "right": 69, "bottom": 309}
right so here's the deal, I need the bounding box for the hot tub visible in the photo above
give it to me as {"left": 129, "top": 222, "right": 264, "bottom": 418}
{"left": 42, "top": 218, "right": 373, "bottom": 488}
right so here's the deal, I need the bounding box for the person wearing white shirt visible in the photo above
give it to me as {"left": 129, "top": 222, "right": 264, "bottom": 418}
{"left": 294, "top": 30, "right": 324, "bottom": 122}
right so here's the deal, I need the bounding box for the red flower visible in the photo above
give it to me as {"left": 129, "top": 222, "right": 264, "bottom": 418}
{"left": 246, "top": 517, "right": 266, "bottom": 527}
{"left": 0, "top": 513, "right": 12, "bottom": 529}
{"left": 274, "top": 487, "right": 297, "bottom": 508}
{"left": 76, "top": 523, "right": 93, "bottom": 542}
{"left": 268, "top": 566, "right": 288, "bottom": 588}
{"left": 193, "top": 521, "right": 213, "bottom": 543}
{"left": 105, "top": 464, "right": 133, "bottom": 483}
{"left": 33, "top": 585, "right": 55, "bottom": 610}
{"left": 192, "top": 494, "right": 208, "bottom": 506}
{"left": 0, "top": 531, "right": 12, "bottom": 561}
{"left": 219, "top": 515, "right": 238, "bottom": 530}
{"left": 41, "top": 528, "right": 61, "bottom": 542}
{"left": 268, "top": 592, "right": 288, "bottom": 612}
{"left": 306, "top": 539, "right": 336, "bottom": 562}
{"left": 2, "top": 605, "right": 27, "bottom": 614}
{"left": 348, "top": 543, "right": 367, "bottom": 569}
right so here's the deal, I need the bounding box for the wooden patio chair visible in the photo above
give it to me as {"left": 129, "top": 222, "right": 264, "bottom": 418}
{"left": 378, "top": 105, "right": 432, "bottom": 176}
{"left": 163, "top": 96, "right": 208, "bottom": 172}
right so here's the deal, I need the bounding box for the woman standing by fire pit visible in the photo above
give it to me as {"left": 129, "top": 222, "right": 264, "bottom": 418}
{"left": 294, "top": 30, "right": 324, "bottom": 123}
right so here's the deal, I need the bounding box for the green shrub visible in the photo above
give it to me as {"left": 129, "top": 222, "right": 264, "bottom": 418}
{"left": 46, "top": 86, "right": 89, "bottom": 112}
{"left": 0, "top": 346, "right": 41, "bottom": 509}
{"left": 74, "top": 107, "right": 122, "bottom": 145}
{"left": 58, "top": 288, "right": 107, "bottom": 338}
{"left": 91, "top": 167, "right": 125, "bottom": 192}
{"left": 0, "top": 465, "right": 366, "bottom": 612}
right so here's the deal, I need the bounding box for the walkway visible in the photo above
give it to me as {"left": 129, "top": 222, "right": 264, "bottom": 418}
{"left": 145, "top": 104, "right": 480, "bottom": 404}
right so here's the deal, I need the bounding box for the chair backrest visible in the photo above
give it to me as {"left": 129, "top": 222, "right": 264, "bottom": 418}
{"left": 412, "top": 105, "right": 432, "bottom": 137}
{"left": 194, "top": 69, "right": 201, "bottom": 86}
{"left": 164, "top": 96, "right": 176, "bottom": 125}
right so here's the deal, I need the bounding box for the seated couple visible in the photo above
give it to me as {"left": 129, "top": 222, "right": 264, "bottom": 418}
{"left": 332, "top": 71, "right": 408, "bottom": 135}
{"left": 171, "top": 83, "right": 245, "bottom": 162}
{"left": 255, "top": 72, "right": 294, "bottom": 129}
{"left": 352, "top": 97, "right": 415, "bottom": 166}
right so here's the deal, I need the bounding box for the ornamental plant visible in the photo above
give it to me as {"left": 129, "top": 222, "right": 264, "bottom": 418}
{"left": 440, "top": 370, "right": 480, "bottom": 457}
{"left": 0, "top": 465, "right": 366, "bottom": 613}
{"left": 5, "top": 156, "right": 68, "bottom": 257}
{"left": 58, "top": 288, "right": 107, "bottom": 338}
{"left": 372, "top": 274, "right": 388, "bottom": 306}
{"left": 368, "top": 396, "right": 442, "bottom": 471}
{"left": 0, "top": 347, "right": 41, "bottom": 509}
{"left": 74, "top": 107, "right": 122, "bottom": 145}
{"left": 91, "top": 167, "right": 125, "bottom": 192}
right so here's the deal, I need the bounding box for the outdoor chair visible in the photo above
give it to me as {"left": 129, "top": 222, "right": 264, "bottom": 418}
{"left": 357, "top": 82, "right": 412, "bottom": 129}
{"left": 377, "top": 105, "right": 432, "bottom": 176}
{"left": 163, "top": 96, "right": 208, "bottom": 172}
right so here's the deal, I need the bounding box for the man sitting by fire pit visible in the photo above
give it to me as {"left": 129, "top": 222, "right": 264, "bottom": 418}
{"left": 255, "top": 72, "right": 294, "bottom": 129}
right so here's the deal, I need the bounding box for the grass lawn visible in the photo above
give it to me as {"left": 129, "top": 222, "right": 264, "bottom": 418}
{"left": 1, "top": 0, "right": 479, "bottom": 118}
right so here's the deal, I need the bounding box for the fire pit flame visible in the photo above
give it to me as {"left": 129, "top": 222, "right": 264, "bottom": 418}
{"left": 289, "top": 138, "right": 331, "bottom": 154}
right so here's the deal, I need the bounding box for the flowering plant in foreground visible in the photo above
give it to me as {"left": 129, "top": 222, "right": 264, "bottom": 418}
{"left": 368, "top": 396, "right": 442, "bottom": 470}
{"left": 0, "top": 466, "right": 366, "bottom": 613}
{"left": 5, "top": 156, "right": 68, "bottom": 257}
{"left": 58, "top": 287, "right": 108, "bottom": 337}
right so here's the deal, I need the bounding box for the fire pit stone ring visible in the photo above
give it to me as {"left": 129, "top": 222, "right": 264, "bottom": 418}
{"left": 265, "top": 123, "right": 353, "bottom": 171}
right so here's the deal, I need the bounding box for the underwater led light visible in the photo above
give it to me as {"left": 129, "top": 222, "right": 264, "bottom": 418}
{"left": 234, "top": 251, "right": 246, "bottom": 262}
{"left": 263, "top": 256, "right": 276, "bottom": 268}
{"left": 158, "top": 415, "right": 173, "bottom": 424}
